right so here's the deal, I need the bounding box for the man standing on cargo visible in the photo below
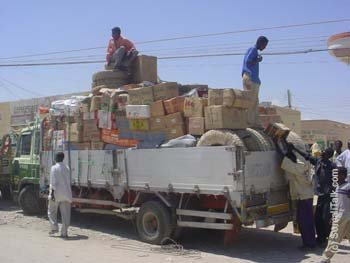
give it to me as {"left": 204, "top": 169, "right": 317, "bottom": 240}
{"left": 281, "top": 143, "right": 316, "bottom": 250}
{"left": 48, "top": 152, "right": 72, "bottom": 238}
{"left": 106, "top": 27, "right": 138, "bottom": 72}
{"left": 242, "top": 36, "right": 269, "bottom": 127}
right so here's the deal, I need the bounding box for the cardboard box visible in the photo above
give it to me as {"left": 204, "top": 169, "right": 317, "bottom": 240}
{"left": 126, "top": 105, "right": 151, "bottom": 119}
{"left": 115, "top": 116, "right": 130, "bottom": 129}
{"left": 65, "top": 123, "right": 82, "bottom": 142}
{"left": 153, "top": 82, "right": 179, "bottom": 101}
{"left": 132, "top": 55, "right": 158, "bottom": 84}
{"left": 90, "top": 96, "right": 102, "bottom": 111}
{"left": 81, "top": 103, "right": 90, "bottom": 113}
{"left": 183, "top": 97, "right": 207, "bottom": 117}
{"left": 128, "top": 86, "right": 154, "bottom": 105}
{"left": 189, "top": 117, "right": 205, "bottom": 135}
{"left": 150, "top": 116, "right": 167, "bottom": 131}
{"left": 98, "top": 110, "right": 113, "bottom": 129}
{"left": 259, "top": 114, "right": 282, "bottom": 129}
{"left": 129, "top": 119, "right": 150, "bottom": 131}
{"left": 208, "top": 89, "right": 224, "bottom": 106}
{"left": 83, "top": 111, "right": 97, "bottom": 120}
{"left": 101, "top": 129, "right": 138, "bottom": 147}
{"left": 164, "top": 96, "right": 185, "bottom": 115}
{"left": 52, "top": 130, "right": 65, "bottom": 150}
{"left": 165, "top": 112, "right": 184, "bottom": 128}
{"left": 83, "top": 119, "right": 99, "bottom": 132}
{"left": 91, "top": 141, "right": 105, "bottom": 150}
{"left": 223, "top": 89, "right": 254, "bottom": 109}
{"left": 150, "top": 100, "right": 165, "bottom": 117}
{"left": 116, "top": 94, "right": 129, "bottom": 111}
{"left": 165, "top": 125, "right": 185, "bottom": 140}
{"left": 205, "top": 106, "right": 248, "bottom": 130}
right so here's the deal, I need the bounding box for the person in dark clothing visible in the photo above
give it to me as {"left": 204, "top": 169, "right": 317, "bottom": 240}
{"left": 288, "top": 145, "right": 336, "bottom": 246}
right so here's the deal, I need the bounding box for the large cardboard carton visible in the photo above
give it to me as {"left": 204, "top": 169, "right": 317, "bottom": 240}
{"left": 205, "top": 106, "right": 248, "bottom": 130}
{"left": 101, "top": 129, "right": 138, "bottom": 147}
{"left": 116, "top": 94, "right": 129, "bottom": 111}
{"left": 153, "top": 82, "right": 179, "bottom": 101}
{"left": 208, "top": 89, "right": 224, "bottom": 106}
{"left": 90, "top": 96, "right": 102, "bottom": 111}
{"left": 165, "top": 112, "right": 184, "bottom": 128}
{"left": 65, "top": 123, "right": 82, "bottom": 142}
{"left": 132, "top": 55, "right": 157, "bottom": 84}
{"left": 129, "top": 119, "right": 150, "bottom": 131}
{"left": 52, "top": 130, "right": 65, "bottom": 150}
{"left": 189, "top": 117, "right": 205, "bottom": 135}
{"left": 83, "top": 119, "right": 99, "bottom": 132}
{"left": 128, "top": 86, "right": 154, "bottom": 105}
{"left": 165, "top": 125, "right": 185, "bottom": 140}
{"left": 150, "top": 116, "right": 167, "bottom": 131}
{"left": 63, "top": 142, "right": 91, "bottom": 150}
{"left": 98, "top": 110, "right": 113, "bottom": 129}
{"left": 223, "top": 89, "right": 254, "bottom": 109}
{"left": 126, "top": 105, "right": 151, "bottom": 119}
{"left": 150, "top": 100, "right": 165, "bottom": 117}
{"left": 164, "top": 96, "right": 185, "bottom": 115}
{"left": 183, "top": 97, "right": 207, "bottom": 117}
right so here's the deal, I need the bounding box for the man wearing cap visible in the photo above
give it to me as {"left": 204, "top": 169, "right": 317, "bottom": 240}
{"left": 242, "top": 36, "right": 269, "bottom": 127}
{"left": 106, "top": 27, "right": 138, "bottom": 71}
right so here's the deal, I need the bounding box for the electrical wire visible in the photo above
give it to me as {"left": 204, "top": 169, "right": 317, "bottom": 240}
{"left": 0, "top": 18, "right": 348, "bottom": 60}
{"left": 0, "top": 76, "right": 42, "bottom": 97}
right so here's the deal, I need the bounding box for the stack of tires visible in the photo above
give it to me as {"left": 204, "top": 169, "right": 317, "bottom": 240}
{"left": 91, "top": 70, "right": 131, "bottom": 92}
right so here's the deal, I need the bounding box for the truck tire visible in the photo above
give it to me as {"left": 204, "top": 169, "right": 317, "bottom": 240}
{"left": 286, "top": 130, "right": 306, "bottom": 151}
{"left": 0, "top": 186, "right": 12, "bottom": 200}
{"left": 136, "top": 201, "right": 173, "bottom": 244}
{"left": 235, "top": 128, "right": 272, "bottom": 151}
{"left": 18, "top": 185, "right": 40, "bottom": 215}
{"left": 197, "top": 130, "right": 245, "bottom": 148}
{"left": 92, "top": 70, "right": 129, "bottom": 82}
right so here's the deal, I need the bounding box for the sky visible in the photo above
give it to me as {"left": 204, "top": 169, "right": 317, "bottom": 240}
{"left": 0, "top": 0, "right": 349, "bottom": 123}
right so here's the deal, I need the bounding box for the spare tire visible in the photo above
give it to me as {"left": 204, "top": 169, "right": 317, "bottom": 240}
{"left": 286, "top": 131, "right": 306, "bottom": 151}
{"left": 92, "top": 70, "right": 129, "bottom": 82}
{"left": 235, "top": 128, "right": 269, "bottom": 151}
{"left": 197, "top": 130, "right": 245, "bottom": 148}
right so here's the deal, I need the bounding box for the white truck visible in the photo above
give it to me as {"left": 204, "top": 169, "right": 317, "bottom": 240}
{"left": 38, "top": 128, "right": 298, "bottom": 244}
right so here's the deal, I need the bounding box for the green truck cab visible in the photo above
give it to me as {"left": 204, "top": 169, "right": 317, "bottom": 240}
{"left": 11, "top": 121, "right": 45, "bottom": 214}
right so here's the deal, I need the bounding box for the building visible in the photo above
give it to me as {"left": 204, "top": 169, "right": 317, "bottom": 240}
{"left": 0, "top": 91, "right": 88, "bottom": 138}
{"left": 301, "top": 119, "right": 350, "bottom": 149}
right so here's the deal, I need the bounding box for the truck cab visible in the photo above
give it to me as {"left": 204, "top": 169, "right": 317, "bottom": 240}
{"left": 11, "top": 120, "right": 44, "bottom": 214}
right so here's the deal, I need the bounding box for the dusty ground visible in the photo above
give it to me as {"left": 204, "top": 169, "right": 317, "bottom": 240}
{"left": 0, "top": 198, "right": 349, "bottom": 263}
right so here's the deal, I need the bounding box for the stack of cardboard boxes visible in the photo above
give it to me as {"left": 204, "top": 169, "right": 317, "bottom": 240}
{"left": 259, "top": 106, "right": 282, "bottom": 129}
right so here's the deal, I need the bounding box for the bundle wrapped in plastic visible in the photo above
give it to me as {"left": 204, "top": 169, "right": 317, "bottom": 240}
{"left": 50, "top": 96, "right": 88, "bottom": 116}
{"left": 160, "top": 134, "right": 197, "bottom": 148}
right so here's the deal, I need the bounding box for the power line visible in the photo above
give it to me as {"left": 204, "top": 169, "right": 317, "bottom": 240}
{"left": 0, "top": 76, "right": 43, "bottom": 97}
{"left": 0, "top": 19, "right": 348, "bottom": 60}
{"left": 0, "top": 47, "right": 348, "bottom": 67}
{"left": 0, "top": 80, "right": 22, "bottom": 100}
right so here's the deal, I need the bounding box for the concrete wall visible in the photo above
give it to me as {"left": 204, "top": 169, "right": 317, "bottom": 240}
{"left": 0, "top": 102, "right": 11, "bottom": 138}
{"left": 301, "top": 120, "right": 350, "bottom": 148}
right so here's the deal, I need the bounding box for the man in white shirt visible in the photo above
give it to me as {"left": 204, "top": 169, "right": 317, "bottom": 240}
{"left": 336, "top": 141, "right": 350, "bottom": 169}
{"left": 48, "top": 152, "right": 72, "bottom": 238}
{"left": 281, "top": 143, "right": 316, "bottom": 249}
{"left": 320, "top": 167, "right": 350, "bottom": 263}
{"left": 332, "top": 140, "right": 343, "bottom": 163}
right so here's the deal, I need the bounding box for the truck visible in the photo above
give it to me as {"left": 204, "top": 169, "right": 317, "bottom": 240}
{"left": 9, "top": 117, "right": 300, "bottom": 244}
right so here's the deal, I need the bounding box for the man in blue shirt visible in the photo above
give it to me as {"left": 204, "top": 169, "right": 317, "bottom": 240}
{"left": 242, "top": 36, "right": 269, "bottom": 127}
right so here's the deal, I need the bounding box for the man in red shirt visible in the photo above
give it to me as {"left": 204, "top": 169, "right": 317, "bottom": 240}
{"left": 106, "top": 27, "right": 138, "bottom": 71}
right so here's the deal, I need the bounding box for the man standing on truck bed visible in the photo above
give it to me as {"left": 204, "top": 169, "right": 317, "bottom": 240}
{"left": 106, "top": 26, "right": 138, "bottom": 72}
{"left": 48, "top": 152, "right": 72, "bottom": 238}
{"left": 242, "top": 36, "right": 268, "bottom": 127}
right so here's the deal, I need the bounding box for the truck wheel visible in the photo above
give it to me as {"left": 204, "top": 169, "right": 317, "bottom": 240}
{"left": 197, "top": 130, "right": 245, "bottom": 148}
{"left": 0, "top": 186, "right": 12, "bottom": 200}
{"left": 18, "top": 185, "right": 40, "bottom": 215}
{"left": 136, "top": 201, "right": 173, "bottom": 244}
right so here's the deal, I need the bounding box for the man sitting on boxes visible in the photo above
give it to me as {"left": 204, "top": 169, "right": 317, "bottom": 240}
{"left": 106, "top": 27, "right": 138, "bottom": 72}
{"left": 242, "top": 36, "right": 268, "bottom": 127}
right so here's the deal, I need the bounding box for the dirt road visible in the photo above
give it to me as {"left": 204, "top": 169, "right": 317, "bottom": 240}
{"left": 0, "top": 199, "right": 349, "bottom": 263}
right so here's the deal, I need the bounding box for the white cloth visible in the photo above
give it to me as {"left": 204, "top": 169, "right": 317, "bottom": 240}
{"left": 337, "top": 182, "right": 350, "bottom": 219}
{"left": 49, "top": 162, "right": 72, "bottom": 203}
{"left": 281, "top": 157, "right": 314, "bottom": 200}
{"left": 336, "top": 149, "right": 350, "bottom": 168}
{"left": 48, "top": 200, "right": 71, "bottom": 236}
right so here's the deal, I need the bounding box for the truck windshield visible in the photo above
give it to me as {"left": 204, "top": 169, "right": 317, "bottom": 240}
{"left": 17, "top": 133, "right": 32, "bottom": 156}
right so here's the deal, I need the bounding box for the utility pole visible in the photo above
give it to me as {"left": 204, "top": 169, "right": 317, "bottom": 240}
{"left": 287, "top": 89, "right": 292, "bottom": 108}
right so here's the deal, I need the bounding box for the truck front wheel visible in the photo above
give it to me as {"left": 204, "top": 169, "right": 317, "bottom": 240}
{"left": 136, "top": 201, "right": 173, "bottom": 244}
{"left": 18, "top": 185, "right": 40, "bottom": 215}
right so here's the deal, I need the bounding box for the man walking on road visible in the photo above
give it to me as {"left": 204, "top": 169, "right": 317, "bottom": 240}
{"left": 242, "top": 36, "right": 268, "bottom": 127}
{"left": 48, "top": 152, "right": 72, "bottom": 238}
{"left": 106, "top": 27, "right": 138, "bottom": 72}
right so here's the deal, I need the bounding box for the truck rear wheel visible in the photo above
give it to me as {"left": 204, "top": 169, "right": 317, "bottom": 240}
{"left": 136, "top": 201, "right": 173, "bottom": 244}
{"left": 18, "top": 185, "right": 40, "bottom": 215}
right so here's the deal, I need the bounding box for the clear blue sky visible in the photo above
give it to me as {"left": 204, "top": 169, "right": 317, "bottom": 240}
{"left": 0, "top": 0, "right": 349, "bottom": 122}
